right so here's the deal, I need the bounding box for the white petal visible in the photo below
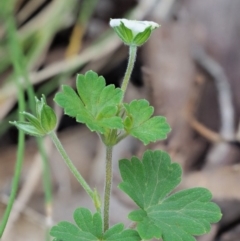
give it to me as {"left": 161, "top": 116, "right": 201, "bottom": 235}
{"left": 110, "top": 19, "right": 159, "bottom": 37}
{"left": 109, "top": 19, "right": 122, "bottom": 27}
{"left": 142, "top": 21, "right": 160, "bottom": 30}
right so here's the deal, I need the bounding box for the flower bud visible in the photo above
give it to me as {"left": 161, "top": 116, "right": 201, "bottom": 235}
{"left": 110, "top": 18, "right": 159, "bottom": 46}
{"left": 35, "top": 96, "right": 57, "bottom": 133}
{"left": 10, "top": 95, "right": 57, "bottom": 137}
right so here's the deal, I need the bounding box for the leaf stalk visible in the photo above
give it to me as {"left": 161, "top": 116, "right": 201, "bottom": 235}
{"left": 49, "top": 132, "right": 95, "bottom": 200}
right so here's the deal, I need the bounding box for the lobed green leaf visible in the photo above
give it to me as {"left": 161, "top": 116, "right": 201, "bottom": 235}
{"left": 123, "top": 99, "right": 171, "bottom": 145}
{"left": 54, "top": 71, "right": 124, "bottom": 135}
{"left": 54, "top": 85, "right": 84, "bottom": 118}
{"left": 74, "top": 208, "right": 102, "bottom": 239}
{"left": 50, "top": 207, "right": 141, "bottom": 241}
{"left": 119, "top": 150, "right": 222, "bottom": 241}
{"left": 50, "top": 221, "right": 95, "bottom": 241}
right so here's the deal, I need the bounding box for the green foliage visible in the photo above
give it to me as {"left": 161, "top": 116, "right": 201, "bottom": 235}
{"left": 119, "top": 150, "right": 222, "bottom": 241}
{"left": 10, "top": 72, "right": 221, "bottom": 241}
{"left": 8, "top": 15, "right": 222, "bottom": 241}
{"left": 50, "top": 208, "right": 140, "bottom": 241}
{"left": 54, "top": 71, "right": 124, "bottom": 135}
{"left": 54, "top": 71, "right": 171, "bottom": 146}
{"left": 10, "top": 96, "right": 57, "bottom": 136}
{"left": 123, "top": 100, "right": 171, "bottom": 145}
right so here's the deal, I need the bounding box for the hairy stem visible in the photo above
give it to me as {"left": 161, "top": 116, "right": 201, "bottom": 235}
{"left": 121, "top": 45, "right": 137, "bottom": 99}
{"left": 103, "top": 146, "right": 113, "bottom": 231}
{"left": 101, "top": 45, "right": 137, "bottom": 231}
{"left": 49, "top": 131, "right": 94, "bottom": 199}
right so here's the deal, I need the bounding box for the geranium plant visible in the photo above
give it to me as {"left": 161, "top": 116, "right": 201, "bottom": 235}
{"left": 10, "top": 19, "right": 222, "bottom": 241}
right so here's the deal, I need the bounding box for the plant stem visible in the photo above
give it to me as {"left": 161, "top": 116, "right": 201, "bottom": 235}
{"left": 0, "top": 136, "right": 25, "bottom": 238}
{"left": 103, "top": 146, "right": 113, "bottom": 231}
{"left": 0, "top": 11, "right": 26, "bottom": 237}
{"left": 3, "top": 9, "right": 53, "bottom": 240}
{"left": 121, "top": 45, "right": 137, "bottom": 99}
{"left": 101, "top": 45, "right": 137, "bottom": 231}
{"left": 49, "top": 131, "right": 94, "bottom": 199}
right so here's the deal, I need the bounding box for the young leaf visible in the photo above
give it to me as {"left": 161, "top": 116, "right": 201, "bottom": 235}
{"left": 123, "top": 99, "right": 171, "bottom": 145}
{"left": 119, "top": 150, "right": 222, "bottom": 241}
{"left": 50, "top": 207, "right": 141, "bottom": 241}
{"left": 10, "top": 96, "right": 57, "bottom": 137}
{"left": 54, "top": 71, "right": 124, "bottom": 134}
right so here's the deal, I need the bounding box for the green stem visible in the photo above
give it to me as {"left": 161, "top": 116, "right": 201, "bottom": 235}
{"left": 3, "top": 9, "right": 53, "bottom": 240}
{"left": 121, "top": 45, "right": 137, "bottom": 99}
{"left": 0, "top": 12, "right": 26, "bottom": 237}
{"left": 49, "top": 131, "right": 94, "bottom": 199}
{"left": 0, "top": 135, "right": 25, "bottom": 238}
{"left": 101, "top": 45, "right": 137, "bottom": 231}
{"left": 103, "top": 146, "right": 113, "bottom": 231}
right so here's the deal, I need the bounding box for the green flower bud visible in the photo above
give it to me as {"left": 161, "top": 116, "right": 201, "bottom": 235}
{"left": 40, "top": 104, "right": 57, "bottom": 133}
{"left": 10, "top": 95, "right": 57, "bottom": 137}
{"left": 110, "top": 18, "right": 159, "bottom": 46}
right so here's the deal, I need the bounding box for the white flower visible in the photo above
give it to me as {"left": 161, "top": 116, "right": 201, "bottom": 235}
{"left": 110, "top": 18, "right": 160, "bottom": 46}
{"left": 110, "top": 19, "right": 159, "bottom": 37}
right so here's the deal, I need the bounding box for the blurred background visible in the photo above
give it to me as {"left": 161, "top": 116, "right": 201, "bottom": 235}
{"left": 0, "top": 0, "right": 240, "bottom": 240}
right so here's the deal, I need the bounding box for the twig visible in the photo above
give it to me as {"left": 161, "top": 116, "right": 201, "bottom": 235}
{"left": 193, "top": 46, "right": 235, "bottom": 168}
{"left": 193, "top": 46, "right": 235, "bottom": 141}
{"left": 188, "top": 116, "right": 223, "bottom": 143}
